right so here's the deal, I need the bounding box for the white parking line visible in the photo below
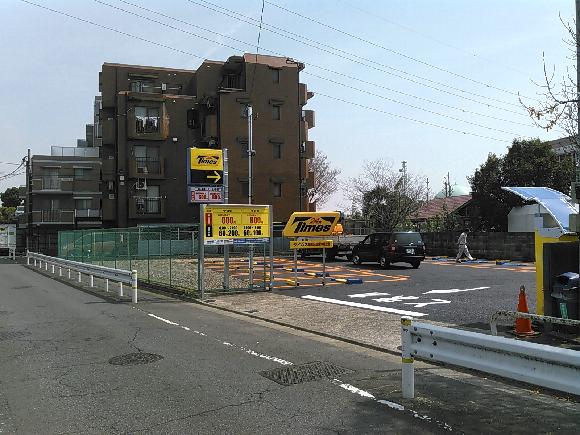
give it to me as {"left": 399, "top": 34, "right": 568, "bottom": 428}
{"left": 423, "top": 286, "right": 490, "bottom": 294}
{"left": 302, "top": 295, "right": 428, "bottom": 317}
{"left": 348, "top": 292, "right": 391, "bottom": 298}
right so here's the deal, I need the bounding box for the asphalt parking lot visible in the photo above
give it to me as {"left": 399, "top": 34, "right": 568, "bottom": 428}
{"left": 267, "top": 257, "right": 536, "bottom": 328}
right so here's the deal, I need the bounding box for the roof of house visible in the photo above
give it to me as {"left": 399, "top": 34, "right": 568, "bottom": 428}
{"left": 413, "top": 195, "right": 472, "bottom": 221}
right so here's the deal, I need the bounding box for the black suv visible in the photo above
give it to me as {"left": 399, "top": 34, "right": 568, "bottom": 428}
{"left": 351, "top": 231, "right": 425, "bottom": 269}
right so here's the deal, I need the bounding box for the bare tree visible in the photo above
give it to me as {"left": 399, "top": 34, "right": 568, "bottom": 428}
{"left": 344, "top": 159, "right": 425, "bottom": 230}
{"left": 306, "top": 150, "right": 341, "bottom": 207}
{"left": 521, "top": 15, "right": 579, "bottom": 145}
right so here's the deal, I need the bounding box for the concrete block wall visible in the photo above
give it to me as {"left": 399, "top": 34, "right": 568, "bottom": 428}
{"left": 421, "top": 232, "right": 535, "bottom": 261}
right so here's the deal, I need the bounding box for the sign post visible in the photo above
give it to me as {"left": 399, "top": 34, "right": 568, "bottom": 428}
{"left": 284, "top": 211, "right": 340, "bottom": 287}
{"left": 201, "top": 204, "right": 272, "bottom": 291}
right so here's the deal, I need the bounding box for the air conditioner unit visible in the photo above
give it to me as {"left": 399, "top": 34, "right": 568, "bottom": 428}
{"left": 136, "top": 179, "right": 147, "bottom": 190}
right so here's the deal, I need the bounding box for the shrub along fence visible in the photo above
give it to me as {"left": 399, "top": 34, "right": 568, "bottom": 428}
{"left": 421, "top": 232, "right": 535, "bottom": 262}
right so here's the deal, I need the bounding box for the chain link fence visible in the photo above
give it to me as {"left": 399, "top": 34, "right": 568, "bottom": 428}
{"left": 57, "top": 225, "right": 272, "bottom": 296}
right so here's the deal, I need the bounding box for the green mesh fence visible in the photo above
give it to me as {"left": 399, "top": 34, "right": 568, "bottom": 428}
{"left": 57, "top": 225, "right": 271, "bottom": 295}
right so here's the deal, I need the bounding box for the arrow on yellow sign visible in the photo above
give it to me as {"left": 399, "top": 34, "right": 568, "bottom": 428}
{"left": 207, "top": 171, "right": 221, "bottom": 183}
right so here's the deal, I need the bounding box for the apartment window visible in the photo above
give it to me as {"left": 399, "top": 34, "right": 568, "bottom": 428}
{"left": 272, "top": 143, "right": 282, "bottom": 159}
{"left": 75, "top": 199, "right": 91, "bottom": 210}
{"left": 135, "top": 106, "right": 160, "bottom": 134}
{"left": 74, "top": 168, "right": 90, "bottom": 179}
{"left": 271, "top": 68, "right": 280, "bottom": 84}
{"left": 130, "top": 80, "right": 155, "bottom": 93}
{"left": 272, "top": 105, "right": 281, "bottom": 120}
{"left": 134, "top": 146, "right": 160, "bottom": 174}
{"left": 272, "top": 182, "right": 282, "bottom": 198}
{"left": 187, "top": 108, "right": 199, "bottom": 128}
{"left": 225, "top": 74, "right": 239, "bottom": 89}
{"left": 135, "top": 185, "right": 160, "bottom": 214}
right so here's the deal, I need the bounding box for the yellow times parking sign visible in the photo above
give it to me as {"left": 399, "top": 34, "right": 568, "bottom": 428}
{"left": 283, "top": 211, "right": 341, "bottom": 237}
{"left": 290, "top": 240, "right": 334, "bottom": 249}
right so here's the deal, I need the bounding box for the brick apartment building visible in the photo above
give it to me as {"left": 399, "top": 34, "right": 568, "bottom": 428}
{"left": 99, "top": 53, "right": 315, "bottom": 227}
{"left": 21, "top": 53, "right": 314, "bottom": 253}
{"left": 20, "top": 146, "right": 102, "bottom": 254}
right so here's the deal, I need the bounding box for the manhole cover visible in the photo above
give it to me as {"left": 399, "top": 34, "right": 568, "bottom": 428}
{"left": 0, "top": 331, "right": 31, "bottom": 341}
{"left": 108, "top": 352, "right": 164, "bottom": 366}
{"left": 260, "top": 361, "right": 352, "bottom": 386}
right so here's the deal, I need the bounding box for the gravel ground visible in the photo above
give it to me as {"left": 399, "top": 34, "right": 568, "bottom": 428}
{"left": 95, "top": 257, "right": 260, "bottom": 294}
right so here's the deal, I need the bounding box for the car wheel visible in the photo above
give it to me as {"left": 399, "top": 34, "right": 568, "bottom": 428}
{"left": 411, "top": 261, "right": 420, "bottom": 269}
{"left": 379, "top": 255, "right": 389, "bottom": 269}
{"left": 352, "top": 254, "right": 362, "bottom": 265}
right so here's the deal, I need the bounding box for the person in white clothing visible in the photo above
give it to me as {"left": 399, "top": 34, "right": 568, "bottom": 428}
{"left": 456, "top": 230, "right": 474, "bottom": 262}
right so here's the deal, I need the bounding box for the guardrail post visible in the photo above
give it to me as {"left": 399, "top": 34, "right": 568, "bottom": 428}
{"left": 131, "top": 270, "right": 138, "bottom": 304}
{"left": 78, "top": 271, "right": 81, "bottom": 283}
{"left": 401, "top": 316, "right": 415, "bottom": 399}
{"left": 68, "top": 268, "right": 71, "bottom": 279}
{"left": 33, "top": 258, "right": 37, "bottom": 267}
{"left": 27, "top": 253, "right": 30, "bottom": 265}
{"left": 51, "top": 264, "right": 55, "bottom": 274}
{"left": 105, "top": 278, "right": 109, "bottom": 292}
{"left": 119, "top": 282, "right": 124, "bottom": 297}
{"left": 59, "top": 267, "right": 62, "bottom": 277}
{"left": 89, "top": 275, "right": 94, "bottom": 287}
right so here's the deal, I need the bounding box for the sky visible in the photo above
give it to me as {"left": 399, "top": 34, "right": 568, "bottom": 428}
{"left": 0, "top": 0, "right": 576, "bottom": 210}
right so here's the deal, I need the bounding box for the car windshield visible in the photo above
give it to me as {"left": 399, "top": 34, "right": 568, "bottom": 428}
{"left": 393, "top": 233, "right": 422, "bottom": 245}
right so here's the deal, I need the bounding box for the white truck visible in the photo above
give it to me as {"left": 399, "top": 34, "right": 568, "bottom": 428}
{"left": 298, "top": 224, "right": 365, "bottom": 261}
{"left": 0, "top": 224, "right": 16, "bottom": 259}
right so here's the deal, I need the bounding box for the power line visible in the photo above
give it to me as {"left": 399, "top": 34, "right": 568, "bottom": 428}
{"left": 306, "top": 72, "right": 527, "bottom": 134}
{"left": 249, "top": 0, "right": 265, "bottom": 101}
{"left": 337, "top": 0, "right": 533, "bottom": 78}
{"left": 184, "top": 0, "right": 524, "bottom": 109}
{"left": 303, "top": 71, "right": 532, "bottom": 126}
{"left": 264, "top": 0, "right": 538, "bottom": 102}
{"left": 96, "top": 0, "right": 530, "bottom": 119}
{"left": 19, "top": 0, "right": 208, "bottom": 60}
{"left": 316, "top": 93, "right": 512, "bottom": 143}
{"left": 17, "top": 0, "right": 524, "bottom": 143}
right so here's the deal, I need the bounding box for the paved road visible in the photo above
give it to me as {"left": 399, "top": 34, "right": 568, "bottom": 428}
{"left": 1, "top": 263, "right": 579, "bottom": 434}
{"left": 275, "top": 259, "right": 536, "bottom": 327}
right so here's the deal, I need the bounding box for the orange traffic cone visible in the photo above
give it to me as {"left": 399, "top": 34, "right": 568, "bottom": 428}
{"left": 514, "top": 285, "right": 536, "bottom": 336}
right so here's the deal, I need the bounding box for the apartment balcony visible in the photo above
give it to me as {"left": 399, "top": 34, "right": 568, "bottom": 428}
{"left": 32, "top": 210, "right": 75, "bottom": 224}
{"left": 74, "top": 209, "right": 102, "bottom": 219}
{"left": 302, "top": 110, "right": 315, "bottom": 128}
{"left": 128, "top": 197, "right": 166, "bottom": 219}
{"left": 32, "top": 177, "right": 100, "bottom": 193}
{"left": 301, "top": 141, "right": 315, "bottom": 160}
{"left": 128, "top": 157, "right": 165, "bottom": 179}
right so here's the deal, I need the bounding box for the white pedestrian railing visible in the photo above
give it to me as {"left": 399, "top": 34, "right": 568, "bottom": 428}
{"left": 27, "top": 251, "right": 138, "bottom": 303}
{"left": 400, "top": 317, "right": 580, "bottom": 398}
{"left": 490, "top": 310, "right": 580, "bottom": 336}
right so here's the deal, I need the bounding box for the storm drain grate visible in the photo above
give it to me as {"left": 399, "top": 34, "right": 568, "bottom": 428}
{"left": 108, "top": 352, "right": 164, "bottom": 366}
{"left": 260, "top": 361, "right": 352, "bottom": 386}
{"left": 0, "top": 330, "right": 31, "bottom": 341}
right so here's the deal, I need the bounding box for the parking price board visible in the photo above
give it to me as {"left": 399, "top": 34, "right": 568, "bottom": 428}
{"left": 203, "top": 204, "right": 271, "bottom": 245}
{"left": 290, "top": 240, "right": 334, "bottom": 249}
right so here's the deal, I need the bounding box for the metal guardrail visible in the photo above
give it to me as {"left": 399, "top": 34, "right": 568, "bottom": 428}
{"left": 490, "top": 310, "right": 580, "bottom": 336}
{"left": 27, "top": 251, "right": 138, "bottom": 303}
{"left": 400, "top": 317, "right": 580, "bottom": 398}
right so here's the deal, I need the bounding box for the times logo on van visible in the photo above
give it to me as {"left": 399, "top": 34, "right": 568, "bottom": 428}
{"left": 282, "top": 211, "right": 341, "bottom": 237}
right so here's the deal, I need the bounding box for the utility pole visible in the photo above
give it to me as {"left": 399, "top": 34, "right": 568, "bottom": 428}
{"left": 246, "top": 103, "right": 254, "bottom": 289}
{"left": 426, "top": 177, "right": 430, "bottom": 202}
{"left": 576, "top": 0, "right": 580, "bottom": 181}
{"left": 399, "top": 161, "right": 407, "bottom": 193}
